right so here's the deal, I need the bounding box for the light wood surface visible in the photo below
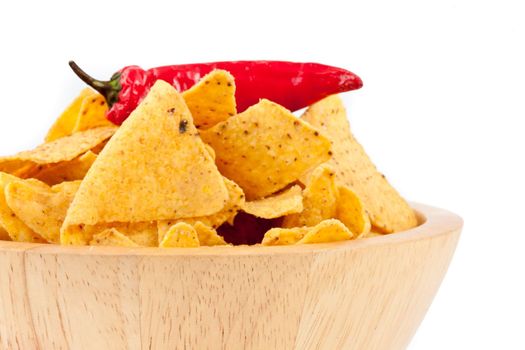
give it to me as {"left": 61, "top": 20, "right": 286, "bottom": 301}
{"left": 0, "top": 203, "right": 462, "bottom": 350}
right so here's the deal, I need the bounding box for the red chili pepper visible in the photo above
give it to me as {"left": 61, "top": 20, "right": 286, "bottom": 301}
{"left": 69, "top": 60, "right": 363, "bottom": 125}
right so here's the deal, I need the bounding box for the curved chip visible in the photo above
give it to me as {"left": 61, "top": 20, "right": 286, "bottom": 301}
{"left": 242, "top": 185, "right": 303, "bottom": 219}
{"left": 0, "top": 126, "right": 117, "bottom": 176}
{"left": 5, "top": 180, "right": 81, "bottom": 243}
{"left": 0, "top": 173, "right": 47, "bottom": 243}
{"left": 261, "top": 227, "right": 308, "bottom": 246}
{"left": 336, "top": 185, "right": 371, "bottom": 238}
{"left": 160, "top": 222, "right": 200, "bottom": 248}
{"left": 297, "top": 219, "right": 353, "bottom": 244}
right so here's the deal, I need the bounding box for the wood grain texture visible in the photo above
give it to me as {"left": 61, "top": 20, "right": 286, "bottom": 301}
{"left": 0, "top": 203, "right": 462, "bottom": 350}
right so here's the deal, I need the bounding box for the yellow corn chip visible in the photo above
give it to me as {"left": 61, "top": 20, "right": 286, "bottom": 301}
{"left": 193, "top": 221, "right": 227, "bottom": 246}
{"left": 89, "top": 228, "right": 140, "bottom": 247}
{"left": 45, "top": 88, "right": 95, "bottom": 142}
{"left": 5, "top": 180, "right": 80, "bottom": 243}
{"left": 182, "top": 69, "right": 237, "bottom": 129}
{"left": 261, "top": 227, "right": 308, "bottom": 246}
{"left": 283, "top": 165, "right": 338, "bottom": 228}
{"left": 61, "top": 221, "right": 158, "bottom": 246}
{"left": 0, "top": 173, "right": 47, "bottom": 243}
{"left": 157, "top": 177, "right": 245, "bottom": 242}
{"left": 73, "top": 93, "right": 114, "bottom": 132}
{"left": 242, "top": 185, "right": 303, "bottom": 219}
{"left": 297, "top": 219, "right": 353, "bottom": 244}
{"left": 301, "top": 95, "right": 417, "bottom": 233}
{"left": 33, "top": 151, "right": 97, "bottom": 186}
{"left": 336, "top": 185, "right": 371, "bottom": 238}
{"left": 0, "top": 126, "right": 117, "bottom": 176}
{"left": 160, "top": 222, "right": 200, "bottom": 248}
{"left": 201, "top": 99, "right": 331, "bottom": 200}
{"left": 61, "top": 80, "right": 228, "bottom": 242}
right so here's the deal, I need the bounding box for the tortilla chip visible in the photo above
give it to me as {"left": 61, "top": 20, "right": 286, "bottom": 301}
{"left": 336, "top": 185, "right": 371, "bottom": 237}
{"left": 73, "top": 93, "right": 114, "bottom": 132}
{"left": 89, "top": 228, "right": 139, "bottom": 247}
{"left": 193, "top": 221, "right": 227, "bottom": 246}
{"left": 301, "top": 95, "right": 417, "bottom": 233}
{"left": 261, "top": 227, "right": 308, "bottom": 246}
{"left": 5, "top": 180, "right": 80, "bottom": 243}
{"left": 33, "top": 151, "right": 97, "bottom": 186}
{"left": 242, "top": 185, "right": 303, "bottom": 219}
{"left": 159, "top": 222, "right": 200, "bottom": 248}
{"left": 61, "top": 221, "right": 158, "bottom": 246}
{"left": 61, "top": 81, "right": 228, "bottom": 241}
{"left": 0, "top": 173, "right": 47, "bottom": 243}
{"left": 201, "top": 99, "right": 331, "bottom": 200}
{"left": 45, "top": 88, "right": 95, "bottom": 142}
{"left": 297, "top": 219, "right": 353, "bottom": 244}
{"left": 0, "top": 126, "right": 116, "bottom": 176}
{"left": 182, "top": 70, "right": 237, "bottom": 129}
{"left": 283, "top": 165, "right": 338, "bottom": 228}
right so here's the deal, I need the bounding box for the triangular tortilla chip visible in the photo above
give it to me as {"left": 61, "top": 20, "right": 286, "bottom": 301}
{"left": 45, "top": 88, "right": 95, "bottom": 142}
{"left": 301, "top": 95, "right": 417, "bottom": 233}
{"left": 61, "top": 80, "right": 228, "bottom": 242}
{"left": 0, "top": 126, "right": 116, "bottom": 176}
{"left": 201, "top": 99, "right": 331, "bottom": 200}
{"left": 5, "top": 180, "right": 80, "bottom": 243}
{"left": 182, "top": 69, "right": 237, "bottom": 129}
{"left": 0, "top": 173, "right": 47, "bottom": 243}
{"left": 242, "top": 185, "right": 303, "bottom": 219}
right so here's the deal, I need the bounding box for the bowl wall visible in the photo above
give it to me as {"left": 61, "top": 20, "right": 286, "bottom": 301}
{"left": 0, "top": 203, "right": 462, "bottom": 350}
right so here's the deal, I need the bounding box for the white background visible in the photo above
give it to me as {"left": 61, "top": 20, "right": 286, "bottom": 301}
{"left": 0, "top": 1, "right": 523, "bottom": 349}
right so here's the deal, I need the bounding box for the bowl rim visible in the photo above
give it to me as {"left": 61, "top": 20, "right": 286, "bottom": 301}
{"left": 0, "top": 202, "right": 462, "bottom": 257}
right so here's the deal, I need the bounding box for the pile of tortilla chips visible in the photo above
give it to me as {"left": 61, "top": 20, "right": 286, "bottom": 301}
{"left": 0, "top": 70, "right": 417, "bottom": 248}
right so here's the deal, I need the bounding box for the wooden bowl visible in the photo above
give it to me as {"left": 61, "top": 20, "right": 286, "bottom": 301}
{"left": 0, "top": 203, "right": 462, "bottom": 350}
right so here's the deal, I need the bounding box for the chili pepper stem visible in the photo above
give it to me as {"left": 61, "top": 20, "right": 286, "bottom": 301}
{"left": 68, "top": 61, "right": 121, "bottom": 106}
